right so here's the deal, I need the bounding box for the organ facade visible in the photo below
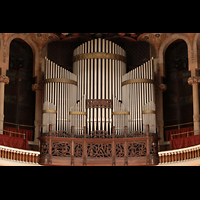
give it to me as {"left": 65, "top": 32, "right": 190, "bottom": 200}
{"left": 0, "top": 33, "right": 199, "bottom": 165}
{"left": 42, "top": 38, "right": 156, "bottom": 138}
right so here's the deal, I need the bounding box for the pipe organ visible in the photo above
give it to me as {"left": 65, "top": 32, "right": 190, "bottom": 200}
{"left": 42, "top": 38, "right": 156, "bottom": 135}
{"left": 122, "top": 59, "right": 156, "bottom": 133}
{"left": 43, "top": 59, "right": 77, "bottom": 133}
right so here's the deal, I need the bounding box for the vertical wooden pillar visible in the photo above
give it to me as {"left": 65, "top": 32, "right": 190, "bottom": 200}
{"left": 146, "top": 124, "right": 150, "bottom": 165}
{"left": 49, "top": 124, "right": 52, "bottom": 160}
{"left": 83, "top": 126, "right": 87, "bottom": 166}
{"left": 71, "top": 126, "right": 74, "bottom": 137}
{"left": 71, "top": 124, "right": 75, "bottom": 164}
{"left": 112, "top": 126, "right": 115, "bottom": 166}
{"left": 124, "top": 126, "right": 127, "bottom": 138}
{"left": 112, "top": 126, "right": 115, "bottom": 138}
{"left": 124, "top": 126, "right": 128, "bottom": 165}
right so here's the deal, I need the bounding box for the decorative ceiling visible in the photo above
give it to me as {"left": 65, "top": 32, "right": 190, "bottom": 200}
{"left": 55, "top": 33, "right": 143, "bottom": 41}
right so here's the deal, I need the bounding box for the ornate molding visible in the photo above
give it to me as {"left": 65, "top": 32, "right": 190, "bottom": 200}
{"left": 0, "top": 75, "right": 9, "bottom": 84}
{"left": 1, "top": 33, "right": 15, "bottom": 46}
{"left": 188, "top": 76, "right": 200, "bottom": 85}
{"left": 138, "top": 33, "right": 171, "bottom": 57}
{"left": 138, "top": 33, "right": 170, "bottom": 47}
{"left": 73, "top": 52, "right": 126, "bottom": 63}
{"left": 30, "top": 33, "right": 60, "bottom": 51}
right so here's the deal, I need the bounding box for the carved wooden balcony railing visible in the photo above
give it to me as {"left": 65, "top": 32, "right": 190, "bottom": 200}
{"left": 39, "top": 125, "right": 159, "bottom": 166}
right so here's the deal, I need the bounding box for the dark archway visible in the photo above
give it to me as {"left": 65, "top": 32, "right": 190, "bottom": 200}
{"left": 163, "top": 39, "right": 192, "bottom": 139}
{"left": 4, "top": 38, "right": 35, "bottom": 131}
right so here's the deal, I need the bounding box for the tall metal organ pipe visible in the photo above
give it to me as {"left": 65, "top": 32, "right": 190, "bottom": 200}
{"left": 73, "top": 38, "right": 126, "bottom": 134}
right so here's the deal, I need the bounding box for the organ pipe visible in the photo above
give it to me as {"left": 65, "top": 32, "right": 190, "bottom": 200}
{"left": 72, "top": 38, "right": 126, "bottom": 135}
{"left": 43, "top": 58, "right": 77, "bottom": 133}
{"left": 121, "top": 57, "right": 156, "bottom": 133}
{"left": 43, "top": 38, "right": 156, "bottom": 137}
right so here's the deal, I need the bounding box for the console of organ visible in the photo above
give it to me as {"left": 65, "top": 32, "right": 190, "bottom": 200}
{"left": 42, "top": 38, "right": 156, "bottom": 135}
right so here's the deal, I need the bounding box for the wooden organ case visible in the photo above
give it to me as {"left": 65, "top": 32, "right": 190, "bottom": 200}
{"left": 39, "top": 38, "right": 159, "bottom": 166}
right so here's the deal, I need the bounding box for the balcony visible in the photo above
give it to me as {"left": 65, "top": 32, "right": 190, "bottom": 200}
{"left": 39, "top": 124, "right": 159, "bottom": 166}
{"left": 0, "top": 145, "right": 40, "bottom": 166}
{"left": 158, "top": 144, "right": 200, "bottom": 166}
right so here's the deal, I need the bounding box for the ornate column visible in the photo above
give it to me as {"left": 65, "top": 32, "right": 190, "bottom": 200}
{"left": 0, "top": 75, "right": 9, "bottom": 134}
{"left": 188, "top": 76, "right": 200, "bottom": 135}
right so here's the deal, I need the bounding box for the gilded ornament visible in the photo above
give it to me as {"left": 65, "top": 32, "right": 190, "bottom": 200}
{"left": 142, "top": 110, "right": 156, "bottom": 114}
{"left": 122, "top": 79, "right": 154, "bottom": 86}
{"left": 43, "top": 110, "right": 57, "bottom": 114}
{"left": 69, "top": 111, "right": 87, "bottom": 115}
{"left": 73, "top": 52, "right": 126, "bottom": 63}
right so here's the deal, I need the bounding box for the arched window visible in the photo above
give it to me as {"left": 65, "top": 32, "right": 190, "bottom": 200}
{"left": 4, "top": 39, "right": 35, "bottom": 131}
{"left": 163, "top": 39, "right": 193, "bottom": 139}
